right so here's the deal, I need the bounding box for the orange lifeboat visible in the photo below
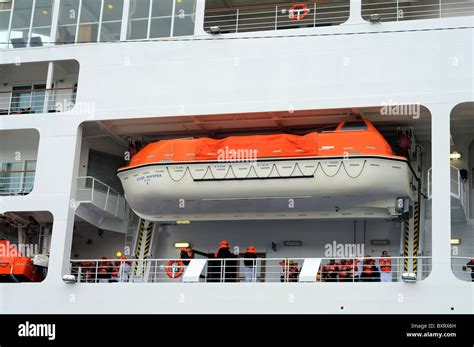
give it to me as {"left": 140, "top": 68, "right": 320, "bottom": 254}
{"left": 0, "top": 240, "right": 44, "bottom": 282}
{"left": 117, "top": 119, "right": 416, "bottom": 221}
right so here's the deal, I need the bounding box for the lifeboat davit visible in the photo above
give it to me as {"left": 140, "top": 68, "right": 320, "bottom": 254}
{"left": 117, "top": 119, "right": 417, "bottom": 221}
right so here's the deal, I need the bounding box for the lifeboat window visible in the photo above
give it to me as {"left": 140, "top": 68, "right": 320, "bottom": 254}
{"left": 340, "top": 121, "right": 368, "bottom": 131}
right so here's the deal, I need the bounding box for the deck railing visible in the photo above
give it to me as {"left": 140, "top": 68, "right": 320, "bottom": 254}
{"left": 204, "top": 2, "right": 351, "bottom": 34}
{"left": 362, "top": 0, "right": 474, "bottom": 22}
{"left": 0, "top": 87, "right": 76, "bottom": 116}
{"left": 0, "top": 170, "right": 35, "bottom": 196}
{"left": 69, "top": 256, "right": 432, "bottom": 284}
{"left": 75, "top": 176, "right": 122, "bottom": 217}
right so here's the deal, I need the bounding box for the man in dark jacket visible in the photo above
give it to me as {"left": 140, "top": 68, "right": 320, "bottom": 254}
{"left": 214, "top": 240, "right": 236, "bottom": 282}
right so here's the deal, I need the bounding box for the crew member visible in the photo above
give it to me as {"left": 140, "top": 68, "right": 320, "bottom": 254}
{"left": 180, "top": 247, "right": 194, "bottom": 266}
{"left": 243, "top": 246, "right": 257, "bottom": 282}
{"left": 361, "top": 255, "right": 377, "bottom": 282}
{"left": 324, "top": 259, "right": 338, "bottom": 282}
{"left": 214, "top": 240, "right": 235, "bottom": 282}
{"left": 462, "top": 259, "right": 474, "bottom": 282}
{"left": 378, "top": 251, "right": 392, "bottom": 282}
{"left": 116, "top": 255, "right": 132, "bottom": 283}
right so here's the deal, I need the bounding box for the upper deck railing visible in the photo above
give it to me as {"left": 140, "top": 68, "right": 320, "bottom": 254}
{"left": 1, "top": 0, "right": 473, "bottom": 51}
{"left": 203, "top": 2, "right": 350, "bottom": 34}
{"left": 362, "top": 0, "right": 474, "bottom": 22}
{"left": 69, "top": 256, "right": 432, "bottom": 283}
{"left": 0, "top": 87, "right": 76, "bottom": 115}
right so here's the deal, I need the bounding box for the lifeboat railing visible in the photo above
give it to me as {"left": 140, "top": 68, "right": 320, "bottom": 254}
{"left": 69, "top": 256, "right": 432, "bottom": 284}
{"left": 75, "top": 176, "right": 122, "bottom": 217}
{"left": 427, "top": 166, "right": 468, "bottom": 216}
{"left": 0, "top": 87, "right": 76, "bottom": 116}
{"left": 451, "top": 256, "right": 474, "bottom": 282}
{"left": 0, "top": 170, "right": 35, "bottom": 196}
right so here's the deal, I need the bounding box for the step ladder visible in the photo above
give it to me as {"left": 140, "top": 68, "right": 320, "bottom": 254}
{"left": 131, "top": 219, "right": 156, "bottom": 282}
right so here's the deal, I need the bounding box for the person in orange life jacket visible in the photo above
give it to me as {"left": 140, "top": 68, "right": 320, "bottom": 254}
{"left": 279, "top": 259, "right": 299, "bottom": 282}
{"left": 352, "top": 258, "right": 362, "bottom": 281}
{"left": 324, "top": 259, "right": 339, "bottom": 282}
{"left": 116, "top": 255, "right": 132, "bottom": 283}
{"left": 213, "top": 240, "right": 236, "bottom": 282}
{"left": 98, "top": 256, "right": 112, "bottom": 283}
{"left": 337, "top": 259, "right": 348, "bottom": 282}
{"left": 360, "top": 255, "right": 378, "bottom": 282}
{"left": 370, "top": 257, "right": 381, "bottom": 281}
{"left": 344, "top": 259, "right": 355, "bottom": 282}
{"left": 378, "top": 251, "right": 392, "bottom": 282}
{"left": 244, "top": 246, "right": 257, "bottom": 282}
{"left": 462, "top": 259, "right": 474, "bottom": 282}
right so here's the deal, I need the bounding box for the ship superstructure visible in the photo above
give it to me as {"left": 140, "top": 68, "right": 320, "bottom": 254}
{"left": 0, "top": 0, "right": 473, "bottom": 314}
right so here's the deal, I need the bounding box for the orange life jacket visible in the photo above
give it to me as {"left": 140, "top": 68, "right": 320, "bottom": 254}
{"left": 379, "top": 258, "right": 392, "bottom": 272}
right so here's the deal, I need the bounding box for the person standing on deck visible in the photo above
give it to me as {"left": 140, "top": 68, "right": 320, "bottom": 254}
{"left": 379, "top": 251, "right": 393, "bottom": 282}
{"left": 244, "top": 246, "right": 257, "bottom": 282}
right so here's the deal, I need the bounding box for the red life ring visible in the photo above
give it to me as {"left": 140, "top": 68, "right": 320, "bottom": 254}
{"left": 165, "top": 260, "right": 185, "bottom": 278}
{"left": 289, "top": 4, "right": 309, "bottom": 21}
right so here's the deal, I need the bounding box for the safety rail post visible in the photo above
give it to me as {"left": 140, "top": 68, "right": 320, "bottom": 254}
{"left": 77, "top": 266, "right": 82, "bottom": 283}
{"left": 275, "top": 6, "right": 278, "bottom": 30}
{"left": 94, "top": 262, "right": 98, "bottom": 283}
{"left": 395, "top": 0, "right": 400, "bottom": 22}
{"left": 235, "top": 8, "right": 239, "bottom": 33}
{"left": 313, "top": 2, "right": 317, "bottom": 27}
{"left": 439, "top": 0, "right": 442, "bottom": 18}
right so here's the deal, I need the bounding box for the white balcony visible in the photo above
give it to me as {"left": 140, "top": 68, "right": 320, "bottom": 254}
{"left": 0, "top": 87, "right": 76, "bottom": 116}
{"left": 75, "top": 176, "right": 127, "bottom": 233}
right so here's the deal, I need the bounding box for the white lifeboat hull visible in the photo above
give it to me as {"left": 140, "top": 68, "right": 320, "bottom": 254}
{"left": 117, "top": 156, "right": 415, "bottom": 221}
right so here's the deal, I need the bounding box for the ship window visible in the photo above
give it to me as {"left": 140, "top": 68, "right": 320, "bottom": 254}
{"left": 150, "top": 17, "right": 172, "bottom": 38}
{"left": 340, "top": 121, "right": 368, "bottom": 131}
{"left": 100, "top": 0, "right": 123, "bottom": 42}
{"left": 0, "top": 161, "right": 36, "bottom": 195}
{"left": 57, "top": 0, "right": 80, "bottom": 45}
{"left": 10, "top": 84, "right": 47, "bottom": 114}
{"left": 0, "top": 7, "right": 11, "bottom": 49}
{"left": 31, "top": 0, "right": 53, "bottom": 47}
{"left": 127, "top": 0, "right": 196, "bottom": 40}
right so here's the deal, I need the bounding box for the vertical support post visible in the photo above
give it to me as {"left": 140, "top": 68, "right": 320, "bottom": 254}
{"left": 120, "top": 0, "right": 131, "bottom": 41}
{"left": 50, "top": 0, "right": 61, "bottom": 44}
{"left": 43, "top": 61, "right": 54, "bottom": 114}
{"left": 193, "top": 0, "right": 207, "bottom": 35}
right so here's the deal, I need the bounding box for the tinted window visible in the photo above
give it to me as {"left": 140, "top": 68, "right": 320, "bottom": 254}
{"left": 341, "top": 121, "right": 368, "bottom": 131}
